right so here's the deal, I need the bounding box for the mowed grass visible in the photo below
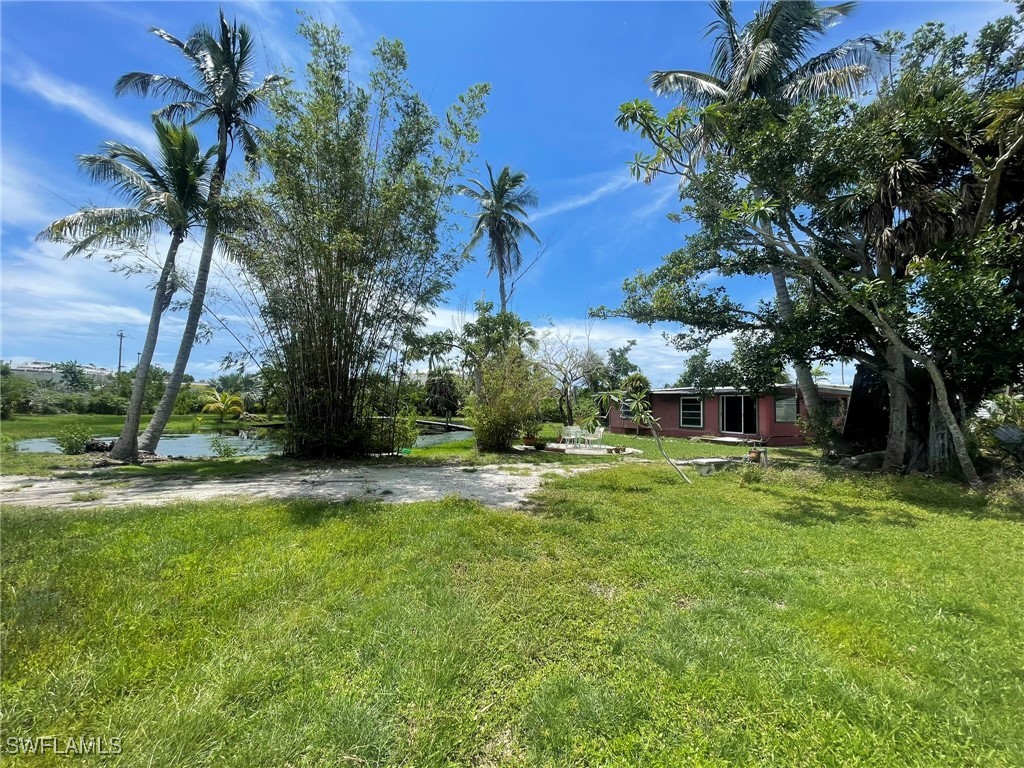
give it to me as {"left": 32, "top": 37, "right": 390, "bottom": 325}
{"left": 0, "top": 413, "right": 200, "bottom": 441}
{"left": 3, "top": 464, "right": 1022, "bottom": 766}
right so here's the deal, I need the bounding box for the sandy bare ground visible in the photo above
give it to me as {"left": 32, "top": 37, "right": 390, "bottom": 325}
{"left": 0, "top": 463, "right": 599, "bottom": 511}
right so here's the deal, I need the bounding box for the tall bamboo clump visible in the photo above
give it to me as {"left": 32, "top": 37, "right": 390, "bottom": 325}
{"left": 225, "top": 21, "right": 488, "bottom": 458}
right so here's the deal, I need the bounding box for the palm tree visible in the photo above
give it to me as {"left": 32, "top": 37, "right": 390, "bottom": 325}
{"left": 38, "top": 118, "right": 212, "bottom": 461}
{"left": 648, "top": 0, "right": 876, "bottom": 425}
{"left": 201, "top": 390, "right": 244, "bottom": 422}
{"left": 458, "top": 163, "right": 540, "bottom": 313}
{"left": 116, "top": 9, "right": 284, "bottom": 454}
{"left": 650, "top": 0, "right": 875, "bottom": 146}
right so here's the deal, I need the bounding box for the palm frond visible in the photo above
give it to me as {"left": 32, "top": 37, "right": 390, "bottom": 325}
{"left": 705, "top": 0, "right": 739, "bottom": 79}
{"left": 37, "top": 207, "right": 155, "bottom": 256}
{"left": 649, "top": 70, "right": 728, "bottom": 104}
{"left": 76, "top": 154, "right": 157, "bottom": 206}
{"left": 114, "top": 72, "right": 205, "bottom": 105}
{"left": 781, "top": 63, "right": 871, "bottom": 101}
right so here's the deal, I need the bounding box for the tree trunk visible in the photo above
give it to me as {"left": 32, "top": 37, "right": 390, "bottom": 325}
{"left": 924, "top": 360, "right": 981, "bottom": 487}
{"left": 769, "top": 267, "right": 824, "bottom": 421}
{"left": 109, "top": 230, "right": 184, "bottom": 461}
{"left": 882, "top": 345, "right": 908, "bottom": 474}
{"left": 927, "top": 387, "right": 954, "bottom": 475}
{"left": 139, "top": 127, "right": 228, "bottom": 453}
{"left": 498, "top": 265, "right": 508, "bottom": 314}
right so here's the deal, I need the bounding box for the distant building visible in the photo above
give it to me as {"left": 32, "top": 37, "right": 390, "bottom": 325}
{"left": 607, "top": 384, "right": 851, "bottom": 446}
{"left": 5, "top": 360, "right": 114, "bottom": 384}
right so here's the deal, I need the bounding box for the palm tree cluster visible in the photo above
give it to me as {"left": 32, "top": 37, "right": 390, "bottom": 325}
{"left": 40, "top": 10, "right": 282, "bottom": 461}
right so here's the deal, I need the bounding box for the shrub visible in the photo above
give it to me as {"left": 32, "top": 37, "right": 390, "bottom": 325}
{"left": 55, "top": 423, "right": 93, "bottom": 455}
{"left": 174, "top": 385, "right": 208, "bottom": 415}
{"left": 209, "top": 435, "right": 238, "bottom": 459}
{"left": 366, "top": 408, "right": 419, "bottom": 454}
{"left": 797, "top": 408, "right": 841, "bottom": 454}
{"left": 467, "top": 349, "right": 552, "bottom": 452}
{"left": 88, "top": 392, "right": 130, "bottom": 415}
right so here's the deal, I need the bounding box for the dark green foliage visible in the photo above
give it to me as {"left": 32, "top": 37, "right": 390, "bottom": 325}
{"left": 672, "top": 346, "right": 735, "bottom": 390}
{"left": 425, "top": 368, "right": 462, "bottom": 420}
{"left": 0, "top": 366, "right": 31, "bottom": 420}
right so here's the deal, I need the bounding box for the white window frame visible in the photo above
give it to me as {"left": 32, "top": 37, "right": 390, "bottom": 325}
{"left": 679, "top": 397, "right": 703, "bottom": 429}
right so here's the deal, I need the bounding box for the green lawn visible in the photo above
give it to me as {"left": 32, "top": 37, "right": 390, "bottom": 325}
{"left": 0, "top": 413, "right": 199, "bottom": 440}
{"left": 2, "top": 463, "right": 1022, "bottom": 766}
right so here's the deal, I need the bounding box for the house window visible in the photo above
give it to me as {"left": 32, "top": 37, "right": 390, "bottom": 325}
{"left": 619, "top": 404, "right": 634, "bottom": 422}
{"left": 720, "top": 395, "right": 758, "bottom": 435}
{"left": 775, "top": 395, "right": 797, "bottom": 423}
{"left": 679, "top": 397, "right": 703, "bottom": 429}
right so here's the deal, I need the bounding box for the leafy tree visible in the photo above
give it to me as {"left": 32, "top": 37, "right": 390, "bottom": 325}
{"left": 466, "top": 347, "right": 551, "bottom": 452}
{"left": 110, "top": 365, "right": 170, "bottom": 412}
{"left": 613, "top": 0, "right": 877, "bottom": 428}
{"left": 56, "top": 361, "right": 92, "bottom": 393}
{"left": 118, "top": 9, "right": 284, "bottom": 455}
{"left": 604, "top": 340, "right": 641, "bottom": 390}
{"left": 622, "top": 372, "right": 652, "bottom": 399}
{"left": 613, "top": 9, "right": 1024, "bottom": 486}
{"left": 0, "top": 364, "right": 31, "bottom": 420}
{"left": 39, "top": 119, "right": 212, "bottom": 461}
{"left": 455, "top": 301, "right": 537, "bottom": 396}
{"left": 225, "top": 20, "right": 487, "bottom": 458}
{"left": 672, "top": 346, "right": 734, "bottom": 390}
{"left": 459, "top": 163, "right": 540, "bottom": 313}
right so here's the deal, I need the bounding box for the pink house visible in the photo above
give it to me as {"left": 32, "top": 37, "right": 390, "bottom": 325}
{"left": 606, "top": 384, "right": 850, "bottom": 446}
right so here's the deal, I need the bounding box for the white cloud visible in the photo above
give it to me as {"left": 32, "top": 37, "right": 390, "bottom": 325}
{"left": 0, "top": 157, "right": 65, "bottom": 230}
{"left": 532, "top": 172, "right": 634, "bottom": 222}
{"left": 7, "top": 64, "right": 155, "bottom": 151}
{"left": 420, "top": 304, "right": 736, "bottom": 387}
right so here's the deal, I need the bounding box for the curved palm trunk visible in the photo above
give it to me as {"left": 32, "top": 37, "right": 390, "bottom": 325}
{"left": 109, "top": 230, "right": 184, "bottom": 461}
{"left": 770, "top": 267, "right": 824, "bottom": 420}
{"left": 923, "top": 359, "right": 981, "bottom": 487}
{"left": 140, "top": 133, "right": 228, "bottom": 453}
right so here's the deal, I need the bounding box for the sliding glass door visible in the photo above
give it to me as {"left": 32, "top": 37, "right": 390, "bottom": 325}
{"left": 720, "top": 395, "right": 758, "bottom": 435}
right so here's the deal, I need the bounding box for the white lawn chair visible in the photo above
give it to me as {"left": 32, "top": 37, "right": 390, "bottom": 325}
{"left": 560, "top": 425, "right": 581, "bottom": 446}
{"left": 582, "top": 426, "right": 605, "bottom": 447}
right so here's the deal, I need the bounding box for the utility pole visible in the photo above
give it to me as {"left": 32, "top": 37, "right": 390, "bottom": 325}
{"left": 116, "top": 330, "right": 127, "bottom": 374}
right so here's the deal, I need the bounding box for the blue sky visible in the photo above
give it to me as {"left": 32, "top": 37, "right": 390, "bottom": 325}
{"left": 0, "top": 0, "right": 1007, "bottom": 385}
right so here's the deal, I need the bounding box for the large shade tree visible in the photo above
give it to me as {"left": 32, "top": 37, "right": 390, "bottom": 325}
{"left": 116, "top": 9, "right": 284, "bottom": 454}
{"left": 458, "top": 163, "right": 540, "bottom": 313}
{"left": 625, "top": 0, "right": 877, "bottom": 427}
{"left": 38, "top": 119, "right": 212, "bottom": 461}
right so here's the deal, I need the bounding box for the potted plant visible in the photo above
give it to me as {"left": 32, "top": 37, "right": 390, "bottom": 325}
{"left": 521, "top": 413, "right": 542, "bottom": 447}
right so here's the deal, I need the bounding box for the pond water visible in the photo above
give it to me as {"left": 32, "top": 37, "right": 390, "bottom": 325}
{"left": 17, "top": 426, "right": 473, "bottom": 458}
